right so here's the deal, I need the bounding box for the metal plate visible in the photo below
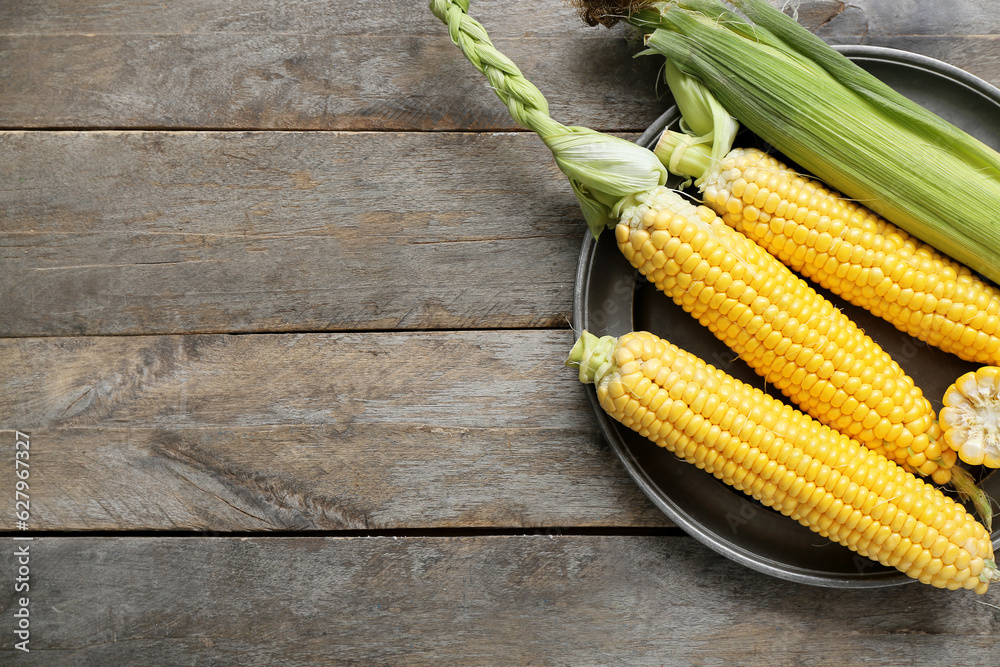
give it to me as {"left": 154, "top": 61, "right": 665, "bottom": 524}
{"left": 573, "top": 45, "right": 1000, "bottom": 588}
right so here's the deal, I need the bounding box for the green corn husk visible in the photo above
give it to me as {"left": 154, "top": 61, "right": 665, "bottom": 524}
{"left": 656, "top": 60, "right": 738, "bottom": 188}
{"left": 428, "top": 0, "right": 666, "bottom": 240}
{"left": 653, "top": 59, "right": 739, "bottom": 187}
{"left": 580, "top": 0, "right": 1000, "bottom": 285}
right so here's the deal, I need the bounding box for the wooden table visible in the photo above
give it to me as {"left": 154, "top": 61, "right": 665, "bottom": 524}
{"left": 3, "top": 1, "right": 1000, "bottom": 663}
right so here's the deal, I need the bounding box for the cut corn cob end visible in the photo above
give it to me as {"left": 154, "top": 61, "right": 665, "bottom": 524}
{"left": 941, "top": 367, "right": 1000, "bottom": 468}
{"left": 569, "top": 329, "right": 997, "bottom": 592}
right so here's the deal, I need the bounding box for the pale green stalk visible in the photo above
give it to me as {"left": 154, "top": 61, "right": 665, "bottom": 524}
{"left": 429, "top": 0, "right": 667, "bottom": 238}
{"left": 655, "top": 60, "right": 737, "bottom": 186}
{"left": 565, "top": 330, "right": 617, "bottom": 384}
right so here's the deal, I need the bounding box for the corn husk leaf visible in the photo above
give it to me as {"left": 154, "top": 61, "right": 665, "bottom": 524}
{"left": 545, "top": 128, "right": 668, "bottom": 199}
{"left": 543, "top": 127, "right": 669, "bottom": 237}
{"left": 630, "top": 0, "right": 1000, "bottom": 284}
{"left": 652, "top": 58, "right": 738, "bottom": 185}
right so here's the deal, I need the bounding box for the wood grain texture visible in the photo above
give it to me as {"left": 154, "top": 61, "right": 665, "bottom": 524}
{"left": 0, "top": 330, "right": 669, "bottom": 530}
{"left": 0, "top": 0, "right": 667, "bottom": 131}
{"left": 2, "top": 535, "right": 998, "bottom": 666}
{"left": 3, "top": 1, "right": 1000, "bottom": 131}
{"left": 1, "top": 130, "right": 598, "bottom": 337}
{"left": 794, "top": 0, "right": 1000, "bottom": 37}
{"left": 0, "top": 2, "right": 998, "bottom": 662}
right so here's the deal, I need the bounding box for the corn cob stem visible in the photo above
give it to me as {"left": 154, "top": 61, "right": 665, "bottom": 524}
{"left": 569, "top": 329, "right": 1000, "bottom": 591}
{"left": 430, "top": 0, "right": 667, "bottom": 239}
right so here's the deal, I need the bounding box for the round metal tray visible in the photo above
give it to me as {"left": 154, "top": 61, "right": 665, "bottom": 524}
{"left": 573, "top": 45, "right": 1000, "bottom": 588}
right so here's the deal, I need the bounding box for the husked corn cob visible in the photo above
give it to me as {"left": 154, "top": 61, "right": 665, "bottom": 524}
{"left": 568, "top": 329, "right": 998, "bottom": 591}
{"left": 616, "top": 187, "right": 955, "bottom": 484}
{"left": 699, "top": 147, "right": 1000, "bottom": 365}
{"left": 941, "top": 366, "right": 1000, "bottom": 468}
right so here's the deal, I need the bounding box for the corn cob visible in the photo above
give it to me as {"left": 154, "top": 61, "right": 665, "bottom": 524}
{"left": 568, "top": 329, "right": 998, "bottom": 591}
{"left": 661, "top": 139, "right": 1000, "bottom": 367}
{"left": 941, "top": 367, "right": 1000, "bottom": 468}
{"left": 616, "top": 188, "right": 957, "bottom": 485}
{"left": 429, "top": 0, "right": 961, "bottom": 486}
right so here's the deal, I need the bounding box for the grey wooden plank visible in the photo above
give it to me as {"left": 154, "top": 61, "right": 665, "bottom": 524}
{"left": 0, "top": 130, "right": 597, "bottom": 337}
{"left": 0, "top": 330, "right": 669, "bottom": 530}
{"left": 7, "top": 0, "right": 996, "bottom": 36}
{"left": 796, "top": 0, "right": 1000, "bottom": 37}
{"left": 1, "top": 535, "right": 997, "bottom": 665}
{"left": 3, "top": 1, "right": 1000, "bottom": 131}
{"left": 0, "top": 0, "right": 667, "bottom": 131}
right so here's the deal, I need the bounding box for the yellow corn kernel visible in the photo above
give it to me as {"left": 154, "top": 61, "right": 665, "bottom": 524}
{"left": 700, "top": 148, "right": 1000, "bottom": 368}
{"left": 569, "top": 330, "right": 996, "bottom": 593}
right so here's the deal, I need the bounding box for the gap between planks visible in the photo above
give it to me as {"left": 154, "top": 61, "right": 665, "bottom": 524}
{"left": 0, "top": 526, "right": 688, "bottom": 539}
{"left": 0, "top": 323, "right": 579, "bottom": 340}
